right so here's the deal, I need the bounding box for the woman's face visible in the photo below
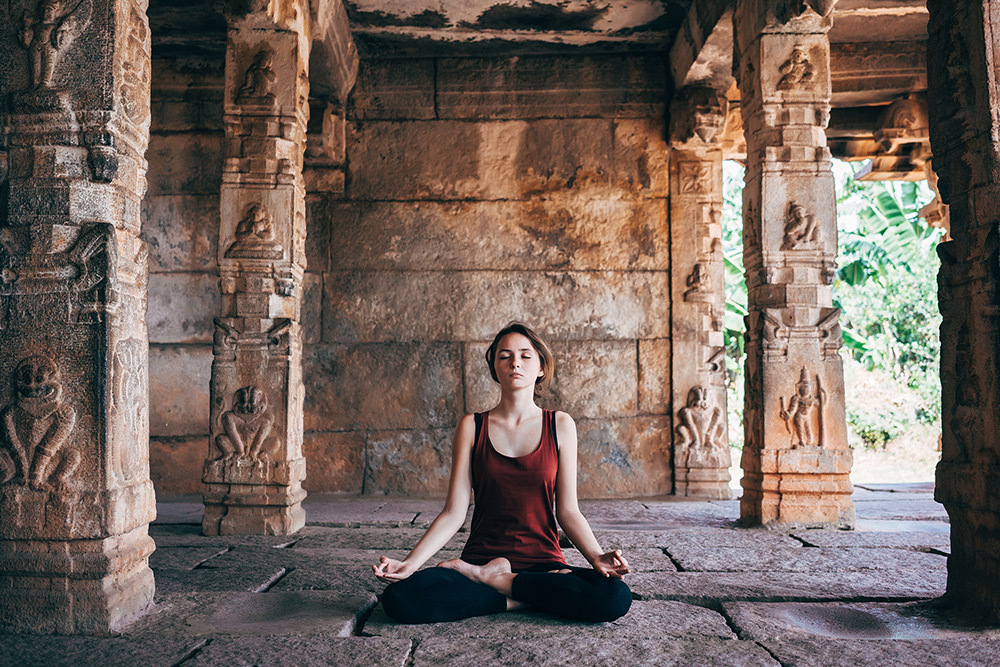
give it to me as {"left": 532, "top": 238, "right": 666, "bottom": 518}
{"left": 494, "top": 332, "right": 544, "bottom": 391}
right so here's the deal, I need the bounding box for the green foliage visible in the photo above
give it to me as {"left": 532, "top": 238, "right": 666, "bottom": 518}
{"left": 722, "top": 160, "right": 943, "bottom": 450}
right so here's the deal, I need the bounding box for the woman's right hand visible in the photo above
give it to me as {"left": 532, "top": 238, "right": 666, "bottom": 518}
{"left": 372, "top": 556, "right": 417, "bottom": 581}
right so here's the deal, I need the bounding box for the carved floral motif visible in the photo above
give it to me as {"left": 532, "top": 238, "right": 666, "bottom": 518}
{"left": 679, "top": 162, "right": 712, "bottom": 195}
{"left": 0, "top": 356, "right": 79, "bottom": 491}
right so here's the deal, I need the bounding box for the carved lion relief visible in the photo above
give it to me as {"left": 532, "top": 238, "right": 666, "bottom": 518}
{"left": 214, "top": 386, "right": 275, "bottom": 462}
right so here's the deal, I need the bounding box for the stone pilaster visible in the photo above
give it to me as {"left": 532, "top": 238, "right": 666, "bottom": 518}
{"left": 0, "top": 0, "right": 155, "bottom": 633}
{"left": 669, "top": 86, "right": 732, "bottom": 499}
{"left": 734, "top": 0, "right": 854, "bottom": 528}
{"left": 202, "top": 1, "right": 311, "bottom": 535}
{"left": 927, "top": 0, "right": 1000, "bottom": 624}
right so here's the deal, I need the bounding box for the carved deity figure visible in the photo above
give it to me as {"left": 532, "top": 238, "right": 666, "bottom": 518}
{"left": 780, "top": 367, "right": 826, "bottom": 448}
{"left": 782, "top": 203, "right": 818, "bottom": 249}
{"left": 675, "top": 386, "right": 724, "bottom": 459}
{"left": 20, "top": 0, "right": 92, "bottom": 89}
{"left": 215, "top": 386, "right": 274, "bottom": 461}
{"left": 777, "top": 46, "right": 815, "bottom": 91}
{"left": 0, "top": 356, "right": 79, "bottom": 491}
{"left": 237, "top": 49, "right": 277, "bottom": 102}
{"left": 683, "top": 263, "right": 710, "bottom": 301}
{"left": 225, "top": 204, "right": 283, "bottom": 259}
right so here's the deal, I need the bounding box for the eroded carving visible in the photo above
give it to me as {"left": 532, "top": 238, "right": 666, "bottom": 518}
{"left": 214, "top": 386, "right": 275, "bottom": 462}
{"left": 683, "top": 263, "right": 710, "bottom": 301}
{"left": 781, "top": 203, "right": 819, "bottom": 250}
{"left": 675, "top": 386, "right": 724, "bottom": 458}
{"left": 0, "top": 356, "right": 79, "bottom": 491}
{"left": 225, "top": 205, "right": 283, "bottom": 259}
{"left": 20, "top": 0, "right": 93, "bottom": 89}
{"left": 237, "top": 48, "right": 277, "bottom": 103}
{"left": 778, "top": 46, "right": 815, "bottom": 91}
{"left": 779, "top": 0, "right": 836, "bottom": 21}
{"left": 670, "top": 86, "right": 727, "bottom": 145}
{"left": 119, "top": 7, "right": 151, "bottom": 126}
{"left": 779, "top": 367, "right": 826, "bottom": 448}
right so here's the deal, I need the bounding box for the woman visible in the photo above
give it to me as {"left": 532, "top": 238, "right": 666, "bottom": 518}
{"left": 372, "top": 322, "right": 632, "bottom": 624}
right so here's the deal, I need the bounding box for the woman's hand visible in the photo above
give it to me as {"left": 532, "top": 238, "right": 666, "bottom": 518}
{"left": 372, "top": 556, "right": 417, "bottom": 582}
{"left": 592, "top": 549, "right": 630, "bottom": 579}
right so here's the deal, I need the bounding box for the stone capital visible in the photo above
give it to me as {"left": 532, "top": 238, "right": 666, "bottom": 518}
{"left": 669, "top": 85, "right": 729, "bottom": 148}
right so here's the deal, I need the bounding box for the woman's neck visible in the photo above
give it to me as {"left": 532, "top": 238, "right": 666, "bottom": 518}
{"left": 492, "top": 387, "right": 541, "bottom": 422}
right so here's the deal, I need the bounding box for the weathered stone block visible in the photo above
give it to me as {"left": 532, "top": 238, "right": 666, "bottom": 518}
{"left": 639, "top": 338, "right": 672, "bottom": 415}
{"left": 323, "top": 271, "right": 671, "bottom": 344}
{"left": 436, "top": 54, "right": 667, "bottom": 120}
{"left": 302, "top": 274, "right": 323, "bottom": 344}
{"left": 303, "top": 343, "right": 463, "bottom": 431}
{"left": 327, "top": 199, "right": 669, "bottom": 271}
{"left": 364, "top": 428, "right": 453, "bottom": 496}
{"left": 149, "top": 345, "right": 212, "bottom": 437}
{"left": 303, "top": 431, "right": 365, "bottom": 494}
{"left": 149, "top": 436, "right": 208, "bottom": 499}
{"left": 147, "top": 273, "right": 220, "bottom": 344}
{"left": 141, "top": 195, "right": 220, "bottom": 273}
{"left": 576, "top": 417, "right": 672, "bottom": 498}
{"left": 348, "top": 58, "right": 436, "bottom": 119}
{"left": 145, "top": 133, "right": 224, "bottom": 195}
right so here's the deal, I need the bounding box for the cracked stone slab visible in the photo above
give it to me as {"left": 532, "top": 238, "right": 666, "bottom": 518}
{"left": 185, "top": 636, "right": 413, "bottom": 667}
{"left": 757, "top": 638, "right": 1000, "bottom": 667}
{"left": 131, "top": 590, "right": 376, "bottom": 637}
{"left": 722, "top": 601, "right": 1000, "bottom": 642}
{"left": 302, "top": 498, "right": 471, "bottom": 527}
{"left": 410, "top": 637, "right": 778, "bottom": 667}
{"left": 790, "top": 530, "right": 950, "bottom": 552}
{"left": 629, "top": 569, "right": 945, "bottom": 604}
{"left": 149, "top": 523, "right": 303, "bottom": 548}
{"left": 153, "top": 565, "right": 289, "bottom": 596}
{"left": 852, "top": 498, "right": 949, "bottom": 522}
{"left": 363, "top": 600, "right": 735, "bottom": 641}
{"left": 854, "top": 482, "right": 936, "bottom": 494}
{"left": 664, "top": 546, "right": 947, "bottom": 573}
{"left": 0, "top": 635, "right": 201, "bottom": 667}
{"left": 150, "top": 546, "right": 230, "bottom": 570}
{"left": 290, "top": 526, "right": 469, "bottom": 550}
{"left": 591, "top": 528, "right": 802, "bottom": 550}
{"left": 562, "top": 547, "right": 677, "bottom": 572}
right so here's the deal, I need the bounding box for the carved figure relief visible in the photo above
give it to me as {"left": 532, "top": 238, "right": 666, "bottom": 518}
{"left": 781, "top": 203, "right": 819, "bottom": 249}
{"left": 119, "top": 7, "right": 151, "bottom": 126}
{"left": 679, "top": 162, "right": 712, "bottom": 195}
{"left": 237, "top": 49, "right": 277, "bottom": 103}
{"left": 777, "top": 46, "right": 815, "bottom": 91}
{"left": 0, "top": 356, "right": 79, "bottom": 491}
{"left": 225, "top": 205, "right": 283, "bottom": 259}
{"left": 214, "top": 386, "right": 275, "bottom": 462}
{"left": 112, "top": 337, "right": 147, "bottom": 483}
{"left": 683, "top": 263, "right": 710, "bottom": 301}
{"left": 675, "top": 386, "right": 724, "bottom": 461}
{"left": 20, "top": 0, "right": 93, "bottom": 89}
{"left": 779, "top": 367, "right": 826, "bottom": 448}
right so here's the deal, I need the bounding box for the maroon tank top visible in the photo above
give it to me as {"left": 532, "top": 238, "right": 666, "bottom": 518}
{"left": 461, "top": 410, "right": 566, "bottom": 570}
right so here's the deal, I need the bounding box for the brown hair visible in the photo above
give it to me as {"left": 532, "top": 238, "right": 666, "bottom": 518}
{"left": 485, "top": 322, "right": 554, "bottom": 396}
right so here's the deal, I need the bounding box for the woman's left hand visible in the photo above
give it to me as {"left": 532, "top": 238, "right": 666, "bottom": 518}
{"left": 592, "top": 549, "right": 630, "bottom": 579}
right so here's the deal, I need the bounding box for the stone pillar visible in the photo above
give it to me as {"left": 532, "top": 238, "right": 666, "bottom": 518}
{"left": 927, "top": 0, "right": 1000, "bottom": 623}
{"left": 734, "top": 0, "right": 854, "bottom": 528}
{"left": 668, "top": 86, "right": 732, "bottom": 499}
{"left": 202, "top": 0, "right": 311, "bottom": 535}
{"left": 0, "top": 0, "right": 155, "bottom": 633}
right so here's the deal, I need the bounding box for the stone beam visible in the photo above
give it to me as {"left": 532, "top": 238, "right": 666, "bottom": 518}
{"left": 830, "top": 41, "right": 927, "bottom": 107}
{"left": 308, "top": 0, "right": 359, "bottom": 106}
{"left": 669, "top": 0, "right": 734, "bottom": 90}
{"left": 734, "top": 0, "right": 855, "bottom": 529}
{"left": 927, "top": 0, "right": 1000, "bottom": 624}
{"left": 669, "top": 85, "right": 732, "bottom": 499}
{"left": 0, "top": 0, "right": 155, "bottom": 633}
{"left": 202, "top": 0, "right": 311, "bottom": 535}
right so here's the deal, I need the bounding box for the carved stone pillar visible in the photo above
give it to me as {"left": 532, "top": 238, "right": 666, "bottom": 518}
{"left": 0, "top": 0, "right": 155, "bottom": 633}
{"left": 927, "top": 0, "right": 1000, "bottom": 623}
{"left": 734, "top": 0, "right": 854, "bottom": 528}
{"left": 202, "top": 1, "right": 311, "bottom": 535}
{"left": 669, "top": 86, "right": 732, "bottom": 499}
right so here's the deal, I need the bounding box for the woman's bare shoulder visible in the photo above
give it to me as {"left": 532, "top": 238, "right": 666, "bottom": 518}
{"left": 553, "top": 411, "right": 576, "bottom": 428}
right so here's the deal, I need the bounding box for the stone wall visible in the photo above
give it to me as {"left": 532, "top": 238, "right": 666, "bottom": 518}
{"left": 145, "top": 52, "right": 673, "bottom": 498}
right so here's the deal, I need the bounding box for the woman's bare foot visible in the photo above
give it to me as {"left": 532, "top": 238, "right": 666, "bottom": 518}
{"left": 437, "top": 557, "right": 515, "bottom": 596}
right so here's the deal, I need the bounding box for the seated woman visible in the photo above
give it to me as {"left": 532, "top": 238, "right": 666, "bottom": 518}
{"left": 372, "top": 322, "right": 632, "bottom": 624}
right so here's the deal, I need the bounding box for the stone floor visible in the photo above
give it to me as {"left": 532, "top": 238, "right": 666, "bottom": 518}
{"left": 4, "top": 482, "right": 1000, "bottom": 666}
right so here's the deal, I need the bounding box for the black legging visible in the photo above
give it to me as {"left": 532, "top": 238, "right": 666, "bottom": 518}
{"left": 380, "top": 563, "right": 632, "bottom": 624}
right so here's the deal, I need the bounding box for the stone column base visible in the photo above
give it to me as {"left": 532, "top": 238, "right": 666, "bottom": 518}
{"left": 202, "top": 484, "right": 307, "bottom": 536}
{"left": 0, "top": 527, "right": 155, "bottom": 634}
{"left": 675, "top": 467, "right": 733, "bottom": 499}
{"left": 740, "top": 447, "right": 855, "bottom": 528}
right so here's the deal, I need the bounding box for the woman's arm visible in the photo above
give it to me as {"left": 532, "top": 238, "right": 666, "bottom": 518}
{"left": 373, "top": 414, "right": 476, "bottom": 581}
{"left": 553, "top": 412, "right": 630, "bottom": 579}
